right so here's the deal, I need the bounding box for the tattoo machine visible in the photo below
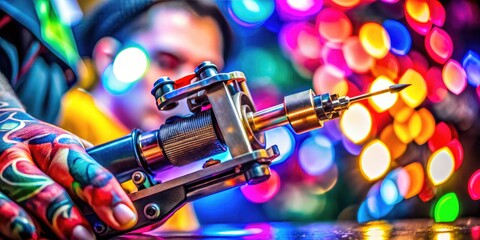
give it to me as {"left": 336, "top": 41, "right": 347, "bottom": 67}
{"left": 85, "top": 61, "right": 409, "bottom": 237}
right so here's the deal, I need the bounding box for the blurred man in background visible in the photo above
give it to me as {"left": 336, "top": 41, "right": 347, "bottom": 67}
{"left": 60, "top": 0, "right": 232, "bottom": 232}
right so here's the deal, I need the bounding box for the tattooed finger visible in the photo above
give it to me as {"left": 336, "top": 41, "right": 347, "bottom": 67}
{"left": 0, "top": 149, "right": 95, "bottom": 240}
{"left": 0, "top": 191, "right": 37, "bottom": 240}
{"left": 27, "top": 134, "right": 137, "bottom": 231}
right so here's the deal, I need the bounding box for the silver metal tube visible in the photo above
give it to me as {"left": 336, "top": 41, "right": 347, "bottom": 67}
{"left": 249, "top": 104, "right": 289, "bottom": 132}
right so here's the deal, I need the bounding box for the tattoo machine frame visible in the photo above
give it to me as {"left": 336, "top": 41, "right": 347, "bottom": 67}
{"left": 85, "top": 61, "right": 409, "bottom": 237}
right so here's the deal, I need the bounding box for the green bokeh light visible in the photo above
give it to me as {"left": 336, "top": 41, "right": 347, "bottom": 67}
{"left": 433, "top": 192, "right": 459, "bottom": 223}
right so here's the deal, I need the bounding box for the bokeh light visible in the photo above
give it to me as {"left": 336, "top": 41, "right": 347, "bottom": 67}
{"left": 426, "top": 67, "right": 448, "bottom": 103}
{"left": 405, "top": 0, "right": 430, "bottom": 23}
{"left": 265, "top": 127, "right": 295, "bottom": 164}
{"left": 321, "top": 45, "right": 351, "bottom": 76}
{"left": 275, "top": 0, "right": 323, "bottom": 19}
{"left": 230, "top": 0, "right": 275, "bottom": 26}
{"left": 403, "top": 162, "right": 425, "bottom": 199}
{"left": 393, "top": 107, "right": 420, "bottom": 144}
{"left": 442, "top": 59, "right": 467, "bottom": 95}
{"left": 313, "top": 65, "right": 348, "bottom": 96}
{"left": 404, "top": 7, "right": 432, "bottom": 35}
{"left": 468, "top": 169, "right": 480, "bottom": 200}
{"left": 340, "top": 103, "right": 372, "bottom": 144}
{"left": 419, "top": 179, "right": 436, "bottom": 202}
{"left": 380, "top": 179, "right": 399, "bottom": 205}
{"left": 331, "top": 0, "right": 361, "bottom": 8}
{"left": 462, "top": 50, "right": 480, "bottom": 86}
{"left": 415, "top": 108, "right": 436, "bottom": 145}
{"left": 398, "top": 69, "right": 427, "bottom": 108}
{"left": 299, "top": 135, "right": 335, "bottom": 176}
{"left": 382, "top": 19, "right": 411, "bottom": 55}
{"left": 359, "top": 22, "right": 391, "bottom": 59}
{"left": 241, "top": 169, "right": 281, "bottom": 203}
{"left": 433, "top": 193, "right": 460, "bottom": 223}
{"left": 366, "top": 182, "right": 395, "bottom": 218}
{"left": 425, "top": 27, "right": 453, "bottom": 64}
{"left": 429, "top": 0, "right": 446, "bottom": 27}
{"left": 427, "top": 147, "right": 455, "bottom": 186}
{"left": 316, "top": 8, "right": 352, "bottom": 43}
{"left": 428, "top": 122, "right": 452, "bottom": 152}
{"left": 112, "top": 47, "right": 148, "bottom": 83}
{"left": 343, "top": 36, "right": 375, "bottom": 73}
{"left": 446, "top": 139, "right": 464, "bottom": 171}
{"left": 369, "top": 76, "right": 398, "bottom": 112}
{"left": 102, "top": 65, "right": 136, "bottom": 95}
{"left": 359, "top": 139, "right": 391, "bottom": 181}
{"left": 380, "top": 168, "right": 410, "bottom": 206}
{"left": 371, "top": 53, "right": 399, "bottom": 80}
{"left": 380, "top": 124, "right": 406, "bottom": 160}
{"left": 342, "top": 136, "right": 363, "bottom": 156}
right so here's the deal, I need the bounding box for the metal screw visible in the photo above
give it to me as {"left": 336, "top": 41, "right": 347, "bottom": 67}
{"left": 132, "top": 171, "right": 146, "bottom": 185}
{"left": 93, "top": 222, "right": 107, "bottom": 234}
{"left": 143, "top": 203, "right": 161, "bottom": 220}
{"left": 202, "top": 159, "right": 221, "bottom": 168}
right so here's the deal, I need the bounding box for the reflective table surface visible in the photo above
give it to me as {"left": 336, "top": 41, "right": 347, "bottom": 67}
{"left": 114, "top": 218, "right": 480, "bottom": 239}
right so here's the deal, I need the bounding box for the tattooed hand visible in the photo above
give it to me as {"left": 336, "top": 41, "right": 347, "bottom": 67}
{"left": 0, "top": 77, "right": 137, "bottom": 239}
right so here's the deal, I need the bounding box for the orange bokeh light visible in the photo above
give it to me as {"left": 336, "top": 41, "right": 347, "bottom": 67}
{"left": 442, "top": 59, "right": 467, "bottom": 95}
{"left": 415, "top": 108, "right": 436, "bottom": 145}
{"left": 380, "top": 124, "right": 407, "bottom": 160}
{"left": 404, "top": 162, "right": 425, "bottom": 199}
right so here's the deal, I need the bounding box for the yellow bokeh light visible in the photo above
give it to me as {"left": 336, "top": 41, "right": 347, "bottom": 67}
{"left": 340, "top": 103, "right": 372, "bottom": 144}
{"left": 408, "top": 110, "right": 422, "bottom": 140}
{"left": 399, "top": 69, "right": 427, "bottom": 108}
{"left": 405, "top": 0, "right": 431, "bottom": 23}
{"left": 359, "top": 22, "right": 391, "bottom": 59}
{"left": 369, "top": 76, "right": 398, "bottom": 112}
{"left": 404, "top": 162, "right": 424, "bottom": 199}
{"left": 415, "top": 108, "right": 436, "bottom": 145}
{"left": 360, "top": 139, "right": 391, "bottom": 181}
{"left": 427, "top": 147, "right": 455, "bottom": 186}
{"left": 380, "top": 124, "right": 406, "bottom": 160}
{"left": 393, "top": 118, "right": 412, "bottom": 144}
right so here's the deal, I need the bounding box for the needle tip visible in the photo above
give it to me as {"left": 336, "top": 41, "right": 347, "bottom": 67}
{"left": 389, "top": 84, "right": 411, "bottom": 93}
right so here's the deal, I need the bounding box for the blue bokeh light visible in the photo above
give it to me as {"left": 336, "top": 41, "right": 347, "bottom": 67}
{"left": 383, "top": 19, "right": 412, "bottom": 56}
{"left": 299, "top": 135, "right": 335, "bottom": 176}
{"left": 265, "top": 126, "right": 295, "bottom": 165}
{"left": 229, "top": 0, "right": 275, "bottom": 26}
{"left": 462, "top": 50, "right": 480, "bottom": 86}
{"left": 102, "top": 65, "right": 136, "bottom": 95}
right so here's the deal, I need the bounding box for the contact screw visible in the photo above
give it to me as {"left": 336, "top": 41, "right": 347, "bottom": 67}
{"left": 144, "top": 203, "right": 161, "bottom": 220}
{"left": 132, "top": 171, "right": 146, "bottom": 186}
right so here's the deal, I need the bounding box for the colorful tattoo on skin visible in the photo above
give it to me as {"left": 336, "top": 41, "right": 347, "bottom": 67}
{"left": 0, "top": 191, "right": 37, "bottom": 240}
{"left": 0, "top": 80, "right": 136, "bottom": 238}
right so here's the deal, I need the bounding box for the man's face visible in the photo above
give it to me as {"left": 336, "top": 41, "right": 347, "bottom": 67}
{"left": 111, "top": 7, "right": 224, "bottom": 131}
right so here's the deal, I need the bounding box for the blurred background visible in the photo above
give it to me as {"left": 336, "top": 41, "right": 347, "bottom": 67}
{"left": 59, "top": 0, "right": 480, "bottom": 226}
